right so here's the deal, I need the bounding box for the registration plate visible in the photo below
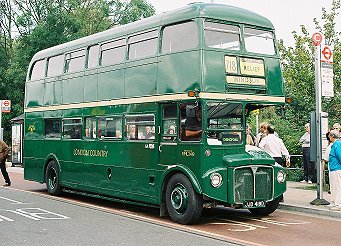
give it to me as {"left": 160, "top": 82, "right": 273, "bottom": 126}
{"left": 243, "top": 200, "right": 266, "bottom": 208}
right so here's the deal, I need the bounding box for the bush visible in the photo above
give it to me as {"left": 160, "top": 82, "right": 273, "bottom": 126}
{"left": 286, "top": 168, "right": 304, "bottom": 181}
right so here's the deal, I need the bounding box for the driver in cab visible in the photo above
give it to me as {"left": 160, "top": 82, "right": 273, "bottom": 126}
{"left": 185, "top": 105, "right": 202, "bottom": 139}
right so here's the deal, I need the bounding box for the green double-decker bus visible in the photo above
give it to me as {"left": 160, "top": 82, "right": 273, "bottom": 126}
{"left": 24, "top": 3, "right": 287, "bottom": 224}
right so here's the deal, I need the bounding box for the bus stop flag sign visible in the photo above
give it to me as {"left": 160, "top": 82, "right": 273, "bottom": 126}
{"left": 1, "top": 100, "right": 11, "bottom": 113}
{"left": 320, "top": 45, "right": 334, "bottom": 97}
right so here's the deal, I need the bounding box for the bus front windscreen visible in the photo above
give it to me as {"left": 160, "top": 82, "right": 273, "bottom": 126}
{"left": 206, "top": 102, "right": 243, "bottom": 145}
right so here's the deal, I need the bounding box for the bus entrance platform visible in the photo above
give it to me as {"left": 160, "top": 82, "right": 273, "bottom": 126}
{"left": 5, "top": 165, "right": 341, "bottom": 219}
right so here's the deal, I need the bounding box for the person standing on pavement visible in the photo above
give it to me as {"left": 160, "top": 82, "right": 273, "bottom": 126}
{"left": 328, "top": 129, "right": 341, "bottom": 210}
{"left": 255, "top": 122, "right": 268, "bottom": 147}
{"left": 323, "top": 131, "right": 333, "bottom": 193}
{"left": 246, "top": 124, "right": 255, "bottom": 145}
{"left": 0, "top": 140, "right": 11, "bottom": 186}
{"left": 259, "top": 125, "right": 290, "bottom": 167}
{"left": 299, "top": 123, "right": 314, "bottom": 184}
{"left": 332, "top": 123, "right": 340, "bottom": 135}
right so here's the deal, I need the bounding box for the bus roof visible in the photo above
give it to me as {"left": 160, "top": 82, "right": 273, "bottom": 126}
{"left": 30, "top": 3, "right": 274, "bottom": 61}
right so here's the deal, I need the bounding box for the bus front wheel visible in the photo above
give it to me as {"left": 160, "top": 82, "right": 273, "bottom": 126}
{"left": 165, "top": 173, "right": 203, "bottom": 224}
{"left": 248, "top": 196, "right": 282, "bottom": 216}
{"left": 45, "top": 160, "right": 62, "bottom": 196}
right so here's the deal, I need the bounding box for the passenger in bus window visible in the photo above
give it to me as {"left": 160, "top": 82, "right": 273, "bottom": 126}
{"left": 145, "top": 126, "right": 155, "bottom": 139}
{"left": 128, "top": 125, "right": 136, "bottom": 139}
{"left": 185, "top": 106, "right": 202, "bottom": 139}
{"left": 167, "top": 125, "right": 176, "bottom": 135}
{"left": 92, "top": 127, "right": 97, "bottom": 139}
{"left": 138, "top": 131, "right": 145, "bottom": 139}
{"left": 85, "top": 127, "right": 91, "bottom": 138}
{"left": 163, "top": 125, "right": 176, "bottom": 141}
{"left": 71, "top": 126, "right": 81, "bottom": 139}
{"left": 116, "top": 130, "right": 122, "bottom": 138}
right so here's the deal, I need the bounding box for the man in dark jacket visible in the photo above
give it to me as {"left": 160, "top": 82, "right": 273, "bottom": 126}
{"left": 0, "top": 140, "right": 11, "bottom": 186}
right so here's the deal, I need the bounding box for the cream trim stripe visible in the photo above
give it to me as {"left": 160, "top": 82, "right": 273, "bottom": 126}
{"left": 24, "top": 93, "right": 285, "bottom": 113}
{"left": 200, "top": 92, "right": 285, "bottom": 103}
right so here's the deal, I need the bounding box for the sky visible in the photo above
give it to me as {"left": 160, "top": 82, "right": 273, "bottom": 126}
{"left": 146, "top": 0, "right": 341, "bottom": 47}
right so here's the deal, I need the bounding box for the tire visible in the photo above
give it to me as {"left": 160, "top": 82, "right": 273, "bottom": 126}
{"left": 165, "top": 173, "right": 203, "bottom": 224}
{"left": 45, "top": 160, "right": 62, "bottom": 196}
{"left": 248, "top": 196, "right": 281, "bottom": 216}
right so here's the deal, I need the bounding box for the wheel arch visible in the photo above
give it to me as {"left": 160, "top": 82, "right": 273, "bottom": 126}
{"left": 43, "top": 154, "right": 61, "bottom": 183}
{"left": 159, "top": 165, "right": 202, "bottom": 217}
{"left": 161, "top": 165, "right": 202, "bottom": 196}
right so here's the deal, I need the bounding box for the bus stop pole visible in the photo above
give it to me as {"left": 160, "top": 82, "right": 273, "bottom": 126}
{"left": 310, "top": 43, "right": 329, "bottom": 205}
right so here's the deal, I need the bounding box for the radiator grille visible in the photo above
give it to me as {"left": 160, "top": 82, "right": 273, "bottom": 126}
{"left": 234, "top": 166, "right": 273, "bottom": 203}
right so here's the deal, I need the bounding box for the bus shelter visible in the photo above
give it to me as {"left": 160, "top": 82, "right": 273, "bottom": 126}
{"left": 10, "top": 114, "right": 24, "bottom": 166}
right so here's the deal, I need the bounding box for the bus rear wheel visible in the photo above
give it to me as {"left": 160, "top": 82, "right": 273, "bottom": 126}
{"left": 165, "top": 173, "right": 203, "bottom": 224}
{"left": 45, "top": 160, "right": 62, "bottom": 196}
{"left": 248, "top": 196, "right": 281, "bottom": 216}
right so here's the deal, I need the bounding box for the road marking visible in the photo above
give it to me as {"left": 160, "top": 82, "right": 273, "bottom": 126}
{"left": 210, "top": 218, "right": 268, "bottom": 231}
{"left": 0, "top": 196, "right": 30, "bottom": 205}
{"left": 0, "top": 215, "right": 14, "bottom": 222}
{"left": 248, "top": 217, "right": 310, "bottom": 226}
{"left": 15, "top": 208, "right": 70, "bottom": 220}
{"left": 1, "top": 208, "right": 70, "bottom": 221}
{"left": 208, "top": 215, "right": 310, "bottom": 231}
{"left": 6, "top": 209, "right": 40, "bottom": 220}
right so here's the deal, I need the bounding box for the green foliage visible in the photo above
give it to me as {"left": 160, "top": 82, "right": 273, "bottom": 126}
{"left": 275, "top": 0, "right": 341, "bottom": 154}
{"left": 0, "top": 0, "right": 155, "bottom": 143}
{"left": 286, "top": 169, "right": 304, "bottom": 182}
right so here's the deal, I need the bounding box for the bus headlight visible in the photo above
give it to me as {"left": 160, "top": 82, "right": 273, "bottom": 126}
{"left": 277, "top": 171, "right": 286, "bottom": 183}
{"left": 210, "top": 173, "right": 223, "bottom": 188}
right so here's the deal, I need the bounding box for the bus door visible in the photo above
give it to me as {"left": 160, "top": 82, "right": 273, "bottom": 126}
{"left": 159, "top": 104, "right": 178, "bottom": 167}
{"left": 124, "top": 114, "right": 158, "bottom": 202}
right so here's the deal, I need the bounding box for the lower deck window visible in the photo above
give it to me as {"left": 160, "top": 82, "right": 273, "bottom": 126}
{"left": 125, "top": 115, "right": 155, "bottom": 140}
{"left": 98, "top": 116, "right": 122, "bottom": 139}
{"left": 45, "top": 119, "right": 62, "bottom": 138}
{"left": 63, "top": 119, "right": 82, "bottom": 139}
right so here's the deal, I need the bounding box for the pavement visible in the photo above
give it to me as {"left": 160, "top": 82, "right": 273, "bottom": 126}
{"left": 280, "top": 181, "right": 341, "bottom": 219}
{"left": 4, "top": 163, "right": 341, "bottom": 219}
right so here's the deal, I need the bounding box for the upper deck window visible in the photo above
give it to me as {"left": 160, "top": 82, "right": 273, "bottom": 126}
{"left": 30, "top": 60, "right": 46, "bottom": 80}
{"left": 128, "top": 30, "right": 158, "bottom": 60}
{"left": 47, "top": 54, "right": 64, "bottom": 77}
{"left": 204, "top": 22, "right": 240, "bottom": 50}
{"left": 65, "top": 50, "right": 86, "bottom": 73}
{"left": 161, "top": 21, "right": 198, "bottom": 53}
{"left": 87, "top": 45, "right": 100, "bottom": 69}
{"left": 101, "top": 39, "right": 126, "bottom": 66}
{"left": 244, "top": 28, "right": 275, "bottom": 55}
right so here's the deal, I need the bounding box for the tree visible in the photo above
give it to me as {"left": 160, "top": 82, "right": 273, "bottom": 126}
{"left": 0, "top": 0, "right": 155, "bottom": 143}
{"left": 276, "top": 0, "right": 340, "bottom": 154}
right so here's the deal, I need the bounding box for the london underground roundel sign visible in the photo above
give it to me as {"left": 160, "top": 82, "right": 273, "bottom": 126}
{"left": 312, "top": 32, "right": 322, "bottom": 46}
{"left": 1, "top": 100, "right": 11, "bottom": 113}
